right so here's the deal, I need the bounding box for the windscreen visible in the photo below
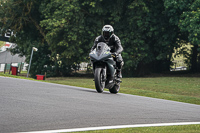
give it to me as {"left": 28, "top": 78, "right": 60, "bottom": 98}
{"left": 96, "top": 42, "right": 110, "bottom": 56}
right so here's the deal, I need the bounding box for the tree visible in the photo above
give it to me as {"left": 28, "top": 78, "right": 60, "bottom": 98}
{"left": 39, "top": 0, "right": 95, "bottom": 76}
{"left": 2, "top": 0, "right": 199, "bottom": 77}
{"left": 115, "top": 0, "right": 180, "bottom": 76}
{"left": 164, "top": 0, "right": 200, "bottom": 72}
{"left": 179, "top": 0, "right": 200, "bottom": 72}
{"left": 0, "top": 0, "right": 54, "bottom": 77}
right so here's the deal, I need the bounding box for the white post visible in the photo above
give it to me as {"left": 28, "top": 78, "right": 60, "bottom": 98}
{"left": 27, "top": 47, "right": 38, "bottom": 78}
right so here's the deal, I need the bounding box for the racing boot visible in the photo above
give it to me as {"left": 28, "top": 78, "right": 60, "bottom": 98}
{"left": 108, "top": 76, "right": 114, "bottom": 83}
{"left": 117, "top": 69, "right": 122, "bottom": 78}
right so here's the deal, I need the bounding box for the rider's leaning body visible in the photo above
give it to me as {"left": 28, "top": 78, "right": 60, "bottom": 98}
{"left": 91, "top": 25, "right": 124, "bottom": 78}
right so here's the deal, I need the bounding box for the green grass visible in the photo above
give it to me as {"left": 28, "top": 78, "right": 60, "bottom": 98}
{"left": 121, "top": 77, "right": 200, "bottom": 105}
{"left": 0, "top": 72, "right": 36, "bottom": 80}
{"left": 78, "top": 124, "right": 200, "bottom": 133}
{"left": 0, "top": 41, "right": 5, "bottom": 48}
{"left": 46, "top": 76, "right": 200, "bottom": 105}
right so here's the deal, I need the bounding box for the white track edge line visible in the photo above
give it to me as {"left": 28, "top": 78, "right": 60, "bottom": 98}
{"left": 18, "top": 122, "right": 200, "bottom": 133}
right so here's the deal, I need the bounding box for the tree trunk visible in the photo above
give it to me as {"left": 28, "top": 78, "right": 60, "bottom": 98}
{"left": 191, "top": 45, "right": 198, "bottom": 73}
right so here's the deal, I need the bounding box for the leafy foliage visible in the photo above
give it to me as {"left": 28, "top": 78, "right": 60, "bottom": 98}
{"left": 1, "top": 0, "right": 200, "bottom": 77}
{"left": 165, "top": 0, "right": 200, "bottom": 72}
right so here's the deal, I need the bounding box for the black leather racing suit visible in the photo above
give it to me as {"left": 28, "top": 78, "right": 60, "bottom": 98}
{"left": 91, "top": 34, "right": 124, "bottom": 71}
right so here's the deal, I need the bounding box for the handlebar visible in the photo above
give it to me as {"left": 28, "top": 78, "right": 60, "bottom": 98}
{"left": 111, "top": 53, "right": 118, "bottom": 58}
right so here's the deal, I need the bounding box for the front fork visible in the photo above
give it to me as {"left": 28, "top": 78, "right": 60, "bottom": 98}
{"left": 92, "top": 64, "right": 107, "bottom": 82}
{"left": 102, "top": 66, "right": 107, "bottom": 82}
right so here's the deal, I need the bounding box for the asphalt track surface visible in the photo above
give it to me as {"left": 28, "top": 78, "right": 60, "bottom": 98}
{"left": 0, "top": 76, "right": 200, "bottom": 133}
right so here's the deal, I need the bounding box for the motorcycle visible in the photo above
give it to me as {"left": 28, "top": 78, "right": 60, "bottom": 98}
{"left": 89, "top": 42, "right": 121, "bottom": 93}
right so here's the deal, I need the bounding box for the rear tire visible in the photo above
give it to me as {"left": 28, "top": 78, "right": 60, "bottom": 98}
{"left": 95, "top": 68, "right": 105, "bottom": 93}
{"left": 109, "top": 84, "right": 120, "bottom": 94}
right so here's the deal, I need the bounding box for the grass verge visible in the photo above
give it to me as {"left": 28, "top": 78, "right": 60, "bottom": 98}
{"left": 78, "top": 124, "right": 200, "bottom": 133}
{"left": 46, "top": 76, "right": 200, "bottom": 105}
{"left": 0, "top": 41, "right": 5, "bottom": 48}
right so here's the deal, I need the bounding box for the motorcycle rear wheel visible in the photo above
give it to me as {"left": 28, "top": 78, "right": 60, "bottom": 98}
{"left": 109, "top": 84, "right": 120, "bottom": 94}
{"left": 95, "top": 68, "right": 105, "bottom": 93}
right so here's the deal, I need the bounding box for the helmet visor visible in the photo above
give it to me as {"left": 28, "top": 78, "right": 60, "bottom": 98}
{"left": 103, "top": 31, "right": 111, "bottom": 40}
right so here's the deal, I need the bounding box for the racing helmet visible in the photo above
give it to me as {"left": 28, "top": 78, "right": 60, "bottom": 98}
{"left": 102, "top": 25, "right": 114, "bottom": 40}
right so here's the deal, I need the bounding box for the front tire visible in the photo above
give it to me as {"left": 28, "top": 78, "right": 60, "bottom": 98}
{"left": 95, "top": 68, "right": 105, "bottom": 93}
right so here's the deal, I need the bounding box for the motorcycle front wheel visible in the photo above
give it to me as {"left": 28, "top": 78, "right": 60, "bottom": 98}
{"left": 95, "top": 68, "right": 105, "bottom": 93}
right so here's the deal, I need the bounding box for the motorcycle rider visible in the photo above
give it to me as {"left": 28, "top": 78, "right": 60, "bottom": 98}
{"left": 91, "top": 25, "right": 124, "bottom": 79}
